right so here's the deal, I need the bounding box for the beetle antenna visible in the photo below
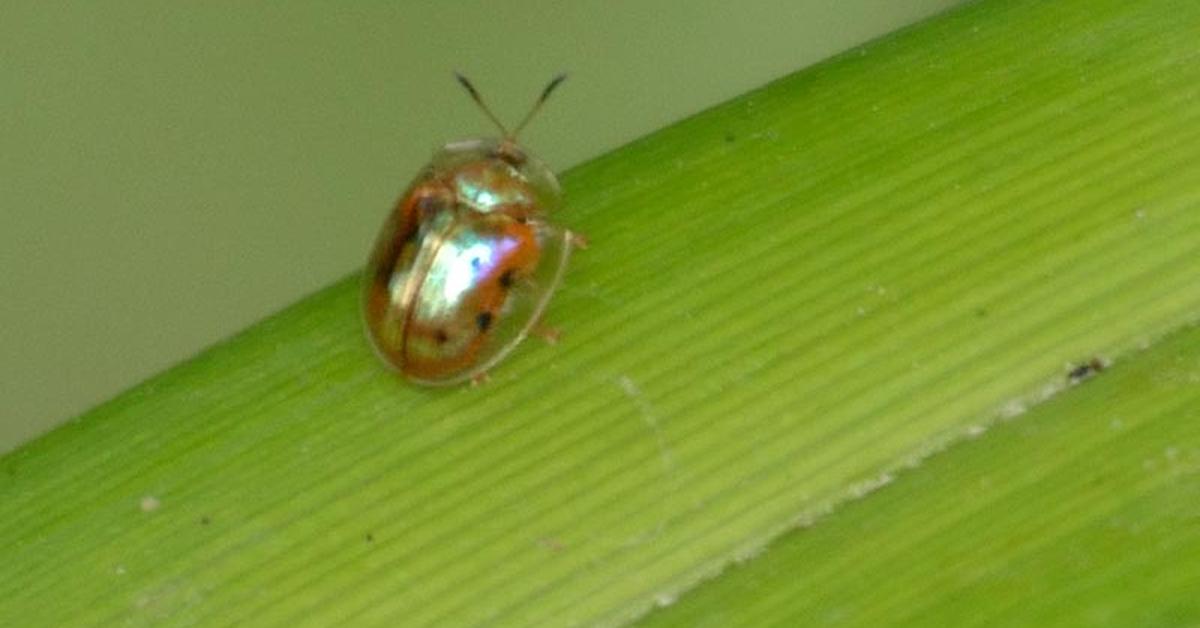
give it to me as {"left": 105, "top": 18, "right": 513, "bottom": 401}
{"left": 454, "top": 72, "right": 510, "bottom": 137}
{"left": 510, "top": 73, "right": 567, "bottom": 139}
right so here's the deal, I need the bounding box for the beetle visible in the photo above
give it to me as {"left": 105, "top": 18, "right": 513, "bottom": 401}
{"left": 363, "top": 73, "right": 583, "bottom": 385}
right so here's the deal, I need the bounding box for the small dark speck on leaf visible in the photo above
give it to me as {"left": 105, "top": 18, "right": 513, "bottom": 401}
{"left": 366, "top": 533, "right": 375, "bottom": 543}
{"left": 975, "top": 307, "right": 988, "bottom": 318}
{"left": 200, "top": 516, "right": 211, "bottom": 526}
{"left": 1068, "top": 357, "right": 1105, "bottom": 384}
{"left": 724, "top": 132, "right": 736, "bottom": 143}
{"left": 537, "top": 537, "right": 565, "bottom": 552}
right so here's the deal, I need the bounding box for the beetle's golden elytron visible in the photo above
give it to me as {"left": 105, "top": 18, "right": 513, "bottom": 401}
{"left": 363, "top": 74, "right": 580, "bottom": 384}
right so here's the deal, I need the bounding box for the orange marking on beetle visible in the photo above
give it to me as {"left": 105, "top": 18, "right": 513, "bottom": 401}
{"left": 400, "top": 219, "right": 542, "bottom": 381}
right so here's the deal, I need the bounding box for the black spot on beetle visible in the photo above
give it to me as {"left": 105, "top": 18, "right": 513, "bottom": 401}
{"left": 499, "top": 269, "right": 515, "bottom": 289}
{"left": 476, "top": 311, "right": 494, "bottom": 332}
{"left": 414, "top": 195, "right": 441, "bottom": 213}
{"left": 435, "top": 329, "right": 450, "bottom": 344}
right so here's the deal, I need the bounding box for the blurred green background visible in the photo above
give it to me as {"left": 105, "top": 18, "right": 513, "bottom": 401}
{"left": 1, "top": 1, "right": 962, "bottom": 453}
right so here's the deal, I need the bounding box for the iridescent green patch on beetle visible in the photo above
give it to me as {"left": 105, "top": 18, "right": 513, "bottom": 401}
{"left": 362, "top": 75, "right": 581, "bottom": 385}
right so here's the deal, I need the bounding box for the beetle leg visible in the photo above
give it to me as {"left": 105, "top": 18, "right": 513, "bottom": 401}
{"left": 532, "top": 324, "right": 562, "bottom": 345}
{"left": 525, "top": 218, "right": 586, "bottom": 248}
{"left": 567, "top": 230, "right": 590, "bottom": 250}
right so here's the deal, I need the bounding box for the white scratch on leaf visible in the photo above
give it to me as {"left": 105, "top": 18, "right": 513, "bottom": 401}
{"left": 617, "top": 375, "right": 677, "bottom": 478}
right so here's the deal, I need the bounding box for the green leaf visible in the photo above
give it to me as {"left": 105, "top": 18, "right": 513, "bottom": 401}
{"left": 3, "top": 0, "right": 1199, "bottom": 625}
{"left": 640, "top": 322, "right": 1200, "bottom": 626}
